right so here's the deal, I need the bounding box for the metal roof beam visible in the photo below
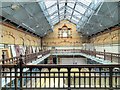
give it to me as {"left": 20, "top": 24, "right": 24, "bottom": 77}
{"left": 70, "top": 0, "right": 77, "bottom": 20}
{"left": 64, "top": 0, "right": 67, "bottom": 19}
{"left": 57, "top": 0, "right": 60, "bottom": 22}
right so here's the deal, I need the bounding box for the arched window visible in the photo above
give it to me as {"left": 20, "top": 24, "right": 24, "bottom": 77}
{"left": 58, "top": 24, "right": 72, "bottom": 38}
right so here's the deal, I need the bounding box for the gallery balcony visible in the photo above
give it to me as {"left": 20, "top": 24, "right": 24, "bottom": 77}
{"left": 0, "top": 49, "right": 120, "bottom": 90}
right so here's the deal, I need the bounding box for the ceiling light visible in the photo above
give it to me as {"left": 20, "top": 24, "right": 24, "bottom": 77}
{"left": 11, "top": 4, "right": 20, "bottom": 10}
{"left": 87, "top": 31, "right": 89, "bottom": 34}
{"left": 42, "top": 28, "right": 43, "bottom": 30}
{"left": 36, "top": 25, "right": 39, "bottom": 28}
{"left": 44, "top": 32, "right": 46, "bottom": 35}
{"left": 22, "top": 23, "right": 35, "bottom": 32}
{"left": 87, "top": 21, "right": 89, "bottom": 23}
{"left": 100, "top": 24, "right": 102, "bottom": 27}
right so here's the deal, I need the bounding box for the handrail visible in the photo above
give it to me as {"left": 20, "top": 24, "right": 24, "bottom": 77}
{"left": 52, "top": 49, "right": 120, "bottom": 62}
{"left": 0, "top": 50, "right": 50, "bottom": 64}
{"left": 2, "top": 64, "right": 120, "bottom": 68}
{"left": 1, "top": 49, "right": 119, "bottom": 64}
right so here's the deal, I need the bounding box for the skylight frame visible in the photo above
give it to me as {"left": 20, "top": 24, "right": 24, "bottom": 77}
{"left": 38, "top": 0, "right": 103, "bottom": 30}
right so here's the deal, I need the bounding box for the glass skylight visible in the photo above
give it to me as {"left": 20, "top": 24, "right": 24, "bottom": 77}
{"left": 77, "top": 0, "right": 92, "bottom": 6}
{"left": 59, "top": 3, "right": 65, "bottom": 9}
{"left": 38, "top": 0, "right": 103, "bottom": 30}
{"left": 47, "top": 5, "right": 57, "bottom": 15}
{"left": 67, "top": 2, "right": 75, "bottom": 8}
{"left": 73, "top": 11, "right": 82, "bottom": 19}
{"left": 66, "top": 6, "right": 73, "bottom": 15}
{"left": 75, "top": 4, "right": 86, "bottom": 14}
{"left": 44, "top": 0, "right": 57, "bottom": 9}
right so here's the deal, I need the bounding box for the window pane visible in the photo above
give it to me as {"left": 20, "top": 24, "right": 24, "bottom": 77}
{"left": 47, "top": 5, "right": 57, "bottom": 15}
{"left": 54, "top": 16, "right": 59, "bottom": 21}
{"left": 73, "top": 11, "right": 82, "bottom": 19}
{"left": 67, "top": 0, "right": 75, "bottom": 3}
{"left": 52, "top": 12, "right": 58, "bottom": 17}
{"left": 71, "top": 17, "right": 78, "bottom": 24}
{"left": 75, "top": 4, "right": 86, "bottom": 14}
{"left": 60, "top": 15, "right": 64, "bottom": 20}
{"left": 50, "top": 12, "right": 58, "bottom": 20}
{"left": 81, "top": 17, "right": 88, "bottom": 22}
{"left": 66, "top": 16, "right": 71, "bottom": 20}
{"left": 66, "top": 6, "right": 73, "bottom": 15}
{"left": 90, "top": 0, "right": 102, "bottom": 9}
{"left": 66, "top": 11, "right": 72, "bottom": 17}
{"left": 59, "top": 3, "right": 65, "bottom": 9}
{"left": 52, "top": 18, "right": 59, "bottom": 25}
{"left": 60, "top": 8, "right": 65, "bottom": 14}
{"left": 63, "top": 32, "right": 67, "bottom": 37}
{"left": 44, "top": 0, "right": 57, "bottom": 8}
{"left": 77, "top": 0, "right": 92, "bottom": 6}
{"left": 67, "top": 2, "right": 75, "bottom": 8}
{"left": 51, "top": 16, "right": 59, "bottom": 20}
{"left": 59, "top": 0, "right": 66, "bottom": 3}
{"left": 85, "top": 9, "right": 93, "bottom": 17}
{"left": 72, "top": 17, "right": 79, "bottom": 22}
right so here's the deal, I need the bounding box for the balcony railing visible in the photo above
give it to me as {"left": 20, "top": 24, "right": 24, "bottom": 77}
{"left": 0, "top": 50, "right": 50, "bottom": 64}
{"left": 52, "top": 49, "right": 120, "bottom": 63}
{"left": 1, "top": 55, "right": 120, "bottom": 90}
{"left": 1, "top": 49, "right": 119, "bottom": 65}
{"left": 1, "top": 50, "right": 120, "bottom": 90}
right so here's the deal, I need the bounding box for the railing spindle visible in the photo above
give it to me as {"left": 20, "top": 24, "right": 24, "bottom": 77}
{"left": 68, "top": 68, "right": 71, "bottom": 90}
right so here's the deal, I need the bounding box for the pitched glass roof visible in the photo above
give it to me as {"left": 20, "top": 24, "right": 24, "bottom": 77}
{"left": 38, "top": 0, "right": 103, "bottom": 30}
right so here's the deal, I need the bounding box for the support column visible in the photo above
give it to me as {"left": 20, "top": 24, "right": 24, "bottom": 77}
{"left": 2, "top": 52, "right": 5, "bottom": 64}
{"left": 44, "top": 58, "right": 48, "bottom": 64}
{"left": 104, "top": 49, "right": 106, "bottom": 60}
{"left": 41, "top": 37, "right": 43, "bottom": 51}
{"left": 19, "top": 54, "right": 23, "bottom": 90}
{"left": 118, "top": 2, "right": 120, "bottom": 87}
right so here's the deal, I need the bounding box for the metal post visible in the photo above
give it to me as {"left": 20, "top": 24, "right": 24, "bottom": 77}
{"left": 58, "top": 68, "right": 60, "bottom": 88}
{"left": 111, "top": 53, "right": 112, "bottom": 62}
{"left": 2, "top": 52, "right": 5, "bottom": 64}
{"left": 94, "top": 49, "right": 96, "bottom": 57}
{"left": 25, "top": 51, "right": 27, "bottom": 64}
{"left": 41, "top": 37, "right": 43, "bottom": 51}
{"left": 19, "top": 54, "right": 23, "bottom": 90}
{"left": 118, "top": 56, "right": 120, "bottom": 88}
{"left": 89, "top": 49, "right": 90, "bottom": 55}
{"left": 68, "top": 68, "right": 71, "bottom": 90}
{"left": 109, "top": 68, "right": 113, "bottom": 90}
{"left": 104, "top": 49, "right": 106, "bottom": 60}
{"left": 14, "top": 65, "right": 18, "bottom": 90}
